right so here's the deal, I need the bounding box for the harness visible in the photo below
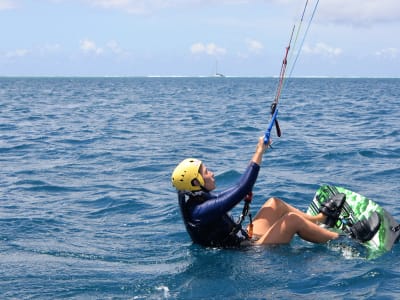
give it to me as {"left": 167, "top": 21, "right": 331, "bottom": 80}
{"left": 234, "top": 192, "right": 254, "bottom": 239}
{"left": 178, "top": 191, "right": 255, "bottom": 247}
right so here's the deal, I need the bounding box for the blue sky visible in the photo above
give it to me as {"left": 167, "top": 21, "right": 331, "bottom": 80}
{"left": 1, "top": 0, "right": 399, "bottom": 77}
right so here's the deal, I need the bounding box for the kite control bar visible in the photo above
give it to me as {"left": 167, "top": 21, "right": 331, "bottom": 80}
{"left": 264, "top": 104, "right": 279, "bottom": 145}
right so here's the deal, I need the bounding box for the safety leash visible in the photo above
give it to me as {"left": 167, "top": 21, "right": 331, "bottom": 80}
{"left": 245, "top": 192, "right": 254, "bottom": 239}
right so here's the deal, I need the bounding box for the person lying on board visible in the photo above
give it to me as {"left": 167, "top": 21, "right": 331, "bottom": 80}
{"left": 170, "top": 136, "right": 369, "bottom": 248}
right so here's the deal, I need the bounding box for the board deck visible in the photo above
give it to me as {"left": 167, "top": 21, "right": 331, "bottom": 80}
{"left": 307, "top": 185, "right": 400, "bottom": 257}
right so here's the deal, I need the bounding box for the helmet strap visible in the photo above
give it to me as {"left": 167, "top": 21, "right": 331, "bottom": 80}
{"left": 191, "top": 178, "right": 208, "bottom": 192}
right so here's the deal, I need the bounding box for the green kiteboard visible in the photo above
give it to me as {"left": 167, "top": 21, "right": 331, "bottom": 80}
{"left": 307, "top": 185, "right": 400, "bottom": 257}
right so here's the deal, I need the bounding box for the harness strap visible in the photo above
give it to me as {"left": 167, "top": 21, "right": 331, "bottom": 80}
{"left": 233, "top": 192, "right": 254, "bottom": 239}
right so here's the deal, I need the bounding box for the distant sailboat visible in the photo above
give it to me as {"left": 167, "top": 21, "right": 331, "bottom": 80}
{"left": 214, "top": 60, "right": 225, "bottom": 77}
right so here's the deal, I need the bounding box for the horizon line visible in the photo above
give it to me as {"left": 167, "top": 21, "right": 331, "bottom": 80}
{"left": 0, "top": 75, "right": 399, "bottom": 79}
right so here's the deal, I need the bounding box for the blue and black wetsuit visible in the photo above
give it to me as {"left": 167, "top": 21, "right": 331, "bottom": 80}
{"left": 178, "top": 162, "right": 260, "bottom": 247}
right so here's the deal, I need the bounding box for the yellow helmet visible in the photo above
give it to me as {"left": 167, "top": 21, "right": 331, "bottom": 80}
{"left": 171, "top": 158, "right": 205, "bottom": 192}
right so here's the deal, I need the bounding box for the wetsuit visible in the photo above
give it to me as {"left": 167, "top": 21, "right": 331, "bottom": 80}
{"left": 178, "top": 162, "right": 260, "bottom": 247}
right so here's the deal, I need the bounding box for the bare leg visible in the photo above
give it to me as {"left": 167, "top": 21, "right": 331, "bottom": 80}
{"left": 251, "top": 197, "right": 326, "bottom": 237}
{"left": 254, "top": 212, "right": 339, "bottom": 245}
{"left": 249, "top": 197, "right": 337, "bottom": 244}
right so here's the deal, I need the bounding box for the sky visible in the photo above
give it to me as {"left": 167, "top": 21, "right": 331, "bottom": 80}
{"left": 0, "top": 0, "right": 399, "bottom": 77}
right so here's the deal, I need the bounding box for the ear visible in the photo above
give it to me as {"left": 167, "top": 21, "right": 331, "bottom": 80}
{"left": 192, "top": 179, "right": 200, "bottom": 187}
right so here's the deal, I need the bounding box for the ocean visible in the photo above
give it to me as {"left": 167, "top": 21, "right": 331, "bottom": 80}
{"left": 0, "top": 77, "right": 399, "bottom": 299}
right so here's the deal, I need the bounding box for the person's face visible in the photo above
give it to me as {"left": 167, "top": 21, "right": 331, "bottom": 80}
{"left": 200, "top": 164, "right": 216, "bottom": 191}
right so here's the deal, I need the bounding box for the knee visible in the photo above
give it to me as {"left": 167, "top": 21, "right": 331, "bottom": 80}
{"left": 263, "top": 197, "right": 284, "bottom": 209}
{"left": 283, "top": 212, "right": 301, "bottom": 222}
{"left": 281, "top": 212, "right": 304, "bottom": 229}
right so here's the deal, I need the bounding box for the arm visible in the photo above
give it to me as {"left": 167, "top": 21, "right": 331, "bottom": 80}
{"left": 211, "top": 136, "right": 270, "bottom": 213}
{"left": 193, "top": 137, "right": 270, "bottom": 223}
{"left": 252, "top": 136, "right": 270, "bottom": 166}
{"left": 193, "top": 162, "right": 260, "bottom": 223}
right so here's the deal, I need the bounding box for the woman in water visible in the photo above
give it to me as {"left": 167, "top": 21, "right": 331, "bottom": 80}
{"left": 171, "top": 136, "right": 344, "bottom": 247}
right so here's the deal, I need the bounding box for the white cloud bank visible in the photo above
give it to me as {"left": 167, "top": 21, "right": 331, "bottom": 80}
{"left": 79, "top": 38, "right": 130, "bottom": 57}
{"left": 85, "top": 0, "right": 261, "bottom": 14}
{"left": 190, "top": 42, "right": 226, "bottom": 56}
{"left": 2, "top": 39, "right": 128, "bottom": 60}
{"left": 302, "top": 42, "right": 343, "bottom": 57}
{"left": 376, "top": 47, "right": 399, "bottom": 59}
{"left": 82, "top": 0, "right": 400, "bottom": 26}
{"left": 317, "top": 0, "right": 400, "bottom": 26}
{"left": 6, "top": 0, "right": 399, "bottom": 26}
{"left": 246, "top": 38, "right": 263, "bottom": 54}
{"left": 80, "top": 39, "right": 104, "bottom": 55}
{"left": 5, "top": 49, "right": 30, "bottom": 58}
{"left": 0, "top": 0, "right": 16, "bottom": 10}
{"left": 4, "top": 0, "right": 400, "bottom": 26}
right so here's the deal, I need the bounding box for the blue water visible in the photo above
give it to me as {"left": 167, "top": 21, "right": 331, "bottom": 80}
{"left": 0, "top": 77, "right": 399, "bottom": 299}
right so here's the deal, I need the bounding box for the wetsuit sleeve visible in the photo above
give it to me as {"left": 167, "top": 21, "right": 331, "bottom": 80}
{"left": 192, "top": 162, "right": 260, "bottom": 224}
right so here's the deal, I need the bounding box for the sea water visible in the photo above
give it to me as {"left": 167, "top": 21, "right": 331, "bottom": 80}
{"left": 0, "top": 77, "right": 399, "bottom": 299}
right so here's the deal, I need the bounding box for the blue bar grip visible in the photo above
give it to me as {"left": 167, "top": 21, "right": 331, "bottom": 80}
{"left": 264, "top": 106, "right": 279, "bottom": 144}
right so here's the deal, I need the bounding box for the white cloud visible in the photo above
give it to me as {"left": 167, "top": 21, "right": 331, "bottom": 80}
{"left": 190, "top": 43, "right": 205, "bottom": 54}
{"left": 86, "top": 0, "right": 148, "bottom": 14}
{"left": 2, "top": 45, "right": 63, "bottom": 60}
{"left": 107, "top": 40, "right": 119, "bottom": 52}
{"left": 79, "top": 39, "right": 131, "bottom": 57}
{"left": 190, "top": 42, "right": 226, "bottom": 56}
{"left": 82, "top": 0, "right": 400, "bottom": 25}
{"left": 302, "top": 42, "right": 342, "bottom": 57}
{"left": 41, "top": 43, "right": 62, "bottom": 53}
{"left": 84, "top": 0, "right": 275, "bottom": 14}
{"left": 106, "top": 40, "right": 131, "bottom": 57}
{"left": 317, "top": 0, "right": 400, "bottom": 26}
{"left": 80, "top": 39, "right": 104, "bottom": 55}
{"left": 5, "top": 49, "right": 30, "bottom": 58}
{"left": 0, "top": 0, "right": 16, "bottom": 10}
{"left": 44, "top": 0, "right": 400, "bottom": 26}
{"left": 375, "top": 47, "right": 398, "bottom": 59}
{"left": 106, "top": 40, "right": 123, "bottom": 54}
{"left": 85, "top": 0, "right": 194, "bottom": 14}
{"left": 245, "top": 38, "right": 263, "bottom": 54}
